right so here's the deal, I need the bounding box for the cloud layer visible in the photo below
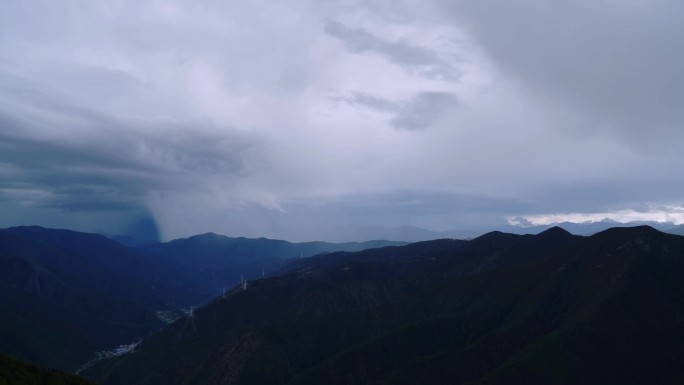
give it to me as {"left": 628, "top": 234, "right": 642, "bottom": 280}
{"left": 1, "top": 0, "right": 683, "bottom": 240}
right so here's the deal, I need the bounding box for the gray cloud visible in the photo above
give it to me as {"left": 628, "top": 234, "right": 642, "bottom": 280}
{"left": 342, "top": 92, "right": 399, "bottom": 113}
{"left": 441, "top": 0, "right": 684, "bottom": 142}
{"left": 389, "top": 92, "right": 458, "bottom": 130}
{"left": 340, "top": 91, "right": 458, "bottom": 130}
{"left": 0, "top": 74, "right": 262, "bottom": 215}
{"left": 1, "top": 0, "right": 683, "bottom": 240}
{"left": 324, "top": 20, "right": 462, "bottom": 81}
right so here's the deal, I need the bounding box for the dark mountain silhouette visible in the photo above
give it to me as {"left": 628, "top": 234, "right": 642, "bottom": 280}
{"left": 83, "top": 226, "right": 684, "bottom": 385}
{"left": 0, "top": 231, "right": 164, "bottom": 371}
{"left": 501, "top": 219, "right": 678, "bottom": 237}
{"left": 1, "top": 226, "right": 197, "bottom": 310}
{"left": 0, "top": 226, "right": 404, "bottom": 372}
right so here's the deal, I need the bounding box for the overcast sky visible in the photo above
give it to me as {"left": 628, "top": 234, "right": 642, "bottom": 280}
{"left": 1, "top": 0, "right": 683, "bottom": 242}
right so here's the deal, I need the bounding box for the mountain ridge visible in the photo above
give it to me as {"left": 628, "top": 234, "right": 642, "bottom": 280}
{"left": 83, "top": 226, "right": 684, "bottom": 385}
{"left": 0, "top": 225, "right": 407, "bottom": 372}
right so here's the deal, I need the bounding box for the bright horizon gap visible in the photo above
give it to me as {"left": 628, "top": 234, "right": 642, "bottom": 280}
{"left": 509, "top": 208, "right": 684, "bottom": 227}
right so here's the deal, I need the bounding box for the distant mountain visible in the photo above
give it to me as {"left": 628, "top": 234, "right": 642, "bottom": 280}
{"left": 0, "top": 226, "right": 405, "bottom": 371}
{"left": 1, "top": 226, "right": 198, "bottom": 309}
{"left": 666, "top": 224, "right": 684, "bottom": 236}
{"left": 103, "top": 234, "right": 150, "bottom": 247}
{"left": 240, "top": 220, "right": 683, "bottom": 243}
{"left": 84, "top": 226, "right": 684, "bottom": 385}
{"left": 329, "top": 220, "right": 684, "bottom": 242}
{"left": 500, "top": 219, "right": 678, "bottom": 236}
{"left": 0, "top": 353, "right": 94, "bottom": 385}
{"left": 281, "top": 238, "right": 468, "bottom": 274}
{"left": 329, "top": 225, "right": 475, "bottom": 242}
{"left": 137, "top": 233, "right": 408, "bottom": 304}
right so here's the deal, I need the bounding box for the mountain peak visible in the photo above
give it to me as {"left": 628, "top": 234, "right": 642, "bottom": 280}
{"left": 472, "top": 230, "right": 517, "bottom": 241}
{"left": 537, "top": 226, "right": 573, "bottom": 238}
{"left": 187, "top": 232, "right": 229, "bottom": 241}
{"left": 196, "top": 232, "right": 221, "bottom": 237}
{"left": 594, "top": 225, "right": 662, "bottom": 237}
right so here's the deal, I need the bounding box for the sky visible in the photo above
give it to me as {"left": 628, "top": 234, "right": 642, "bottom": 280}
{"left": 1, "top": 0, "right": 684, "bottom": 242}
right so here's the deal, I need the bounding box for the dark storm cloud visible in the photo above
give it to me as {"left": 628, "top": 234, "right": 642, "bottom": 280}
{"left": 324, "top": 20, "right": 462, "bottom": 81}
{"left": 0, "top": 76, "right": 262, "bottom": 213}
{"left": 340, "top": 91, "right": 458, "bottom": 130}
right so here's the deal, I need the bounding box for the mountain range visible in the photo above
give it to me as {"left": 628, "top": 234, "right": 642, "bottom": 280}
{"left": 353, "top": 220, "right": 684, "bottom": 242}
{"left": 81, "top": 225, "right": 684, "bottom": 384}
{"left": 3, "top": 224, "right": 684, "bottom": 384}
{"left": 101, "top": 219, "right": 684, "bottom": 245}
{"left": 231, "top": 220, "right": 683, "bottom": 243}
{"left": 0, "top": 226, "right": 403, "bottom": 373}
